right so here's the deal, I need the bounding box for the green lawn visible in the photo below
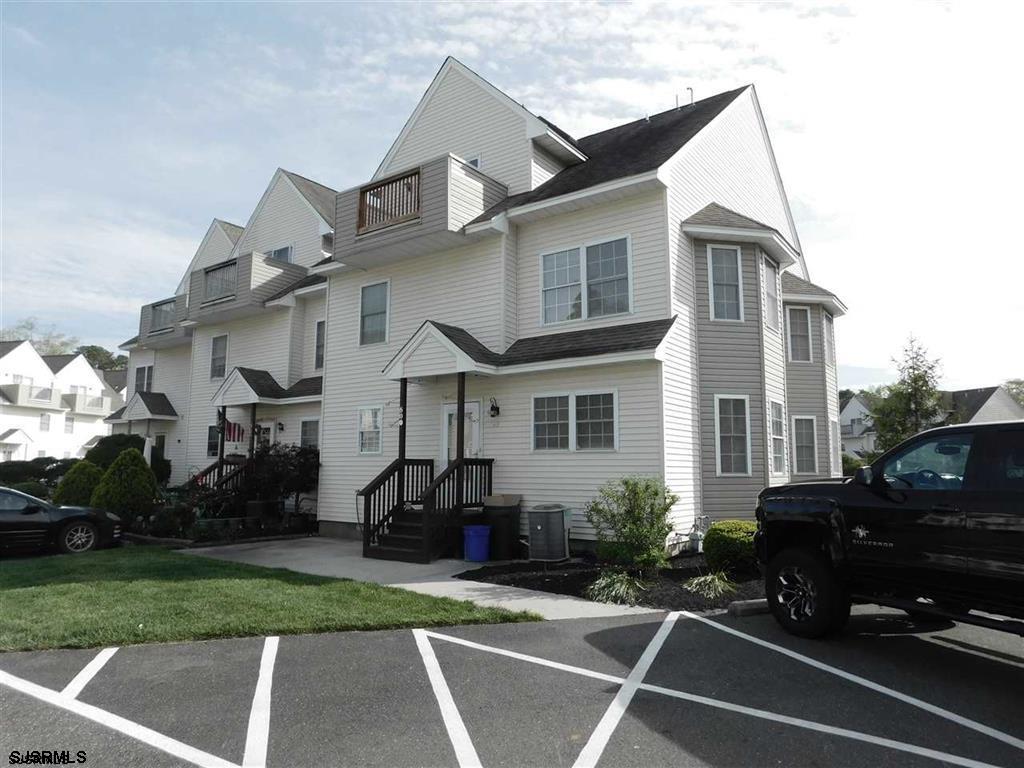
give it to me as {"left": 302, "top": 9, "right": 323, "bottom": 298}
{"left": 0, "top": 547, "right": 538, "bottom": 651}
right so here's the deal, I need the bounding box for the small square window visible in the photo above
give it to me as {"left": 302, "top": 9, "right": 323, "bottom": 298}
{"left": 533, "top": 396, "right": 569, "bottom": 450}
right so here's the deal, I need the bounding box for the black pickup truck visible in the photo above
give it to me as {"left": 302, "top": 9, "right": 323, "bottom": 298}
{"left": 755, "top": 421, "right": 1024, "bottom": 638}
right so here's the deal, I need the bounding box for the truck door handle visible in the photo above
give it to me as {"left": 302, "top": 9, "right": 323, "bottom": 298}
{"left": 932, "top": 504, "right": 961, "bottom": 513}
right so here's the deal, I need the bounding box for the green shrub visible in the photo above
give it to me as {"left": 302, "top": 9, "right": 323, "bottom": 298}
{"left": 703, "top": 520, "right": 758, "bottom": 574}
{"left": 90, "top": 448, "right": 158, "bottom": 529}
{"left": 683, "top": 571, "right": 737, "bottom": 600}
{"left": 11, "top": 480, "right": 49, "bottom": 500}
{"left": 0, "top": 460, "right": 46, "bottom": 486}
{"left": 53, "top": 460, "right": 104, "bottom": 506}
{"left": 84, "top": 434, "right": 145, "bottom": 470}
{"left": 147, "top": 503, "right": 196, "bottom": 538}
{"left": 842, "top": 453, "right": 864, "bottom": 477}
{"left": 586, "top": 569, "right": 647, "bottom": 606}
{"left": 584, "top": 476, "right": 677, "bottom": 573}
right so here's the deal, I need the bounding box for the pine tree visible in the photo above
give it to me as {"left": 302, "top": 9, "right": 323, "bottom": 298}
{"left": 872, "top": 337, "right": 942, "bottom": 451}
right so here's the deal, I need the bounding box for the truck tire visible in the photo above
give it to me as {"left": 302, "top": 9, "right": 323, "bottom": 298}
{"left": 767, "top": 548, "right": 849, "bottom": 638}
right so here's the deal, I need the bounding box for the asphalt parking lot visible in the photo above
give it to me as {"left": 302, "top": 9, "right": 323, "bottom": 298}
{"left": 2, "top": 606, "right": 1022, "bottom": 768}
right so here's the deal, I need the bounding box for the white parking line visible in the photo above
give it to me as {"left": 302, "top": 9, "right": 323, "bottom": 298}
{"left": 414, "top": 628, "right": 482, "bottom": 768}
{"left": 61, "top": 647, "right": 118, "bottom": 700}
{"left": 242, "top": 636, "right": 279, "bottom": 768}
{"left": 0, "top": 667, "right": 239, "bottom": 768}
{"left": 680, "top": 610, "right": 1024, "bottom": 753}
{"left": 573, "top": 611, "right": 680, "bottom": 768}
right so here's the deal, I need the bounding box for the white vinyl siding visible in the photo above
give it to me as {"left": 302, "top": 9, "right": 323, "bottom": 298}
{"left": 770, "top": 400, "right": 786, "bottom": 475}
{"left": 301, "top": 419, "right": 319, "bottom": 449}
{"left": 708, "top": 245, "right": 744, "bottom": 321}
{"left": 714, "top": 395, "right": 751, "bottom": 476}
{"left": 787, "top": 306, "right": 812, "bottom": 362}
{"left": 540, "top": 236, "right": 631, "bottom": 325}
{"left": 210, "top": 335, "right": 228, "bottom": 379}
{"left": 204, "top": 261, "right": 237, "bottom": 302}
{"left": 360, "top": 282, "right": 389, "bottom": 346}
{"left": 793, "top": 416, "right": 818, "bottom": 474}
{"left": 357, "top": 407, "right": 383, "bottom": 454}
{"left": 763, "top": 257, "right": 780, "bottom": 331}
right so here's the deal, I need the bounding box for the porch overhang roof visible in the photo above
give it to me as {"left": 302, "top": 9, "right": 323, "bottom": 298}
{"left": 382, "top": 317, "right": 676, "bottom": 381}
{"left": 105, "top": 392, "right": 178, "bottom": 423}
{"left": 0, "top": 428, "right": 33, "bottom": 444}
{"left": 211, "top": 367, "right": 323, "bottom": 407}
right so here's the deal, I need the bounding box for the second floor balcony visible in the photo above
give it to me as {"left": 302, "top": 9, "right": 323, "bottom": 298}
{"left": 139, "top": 295, "right": 189, "bottom": 348}
{"left": 1, "top": 383, "right": 64, "bottom": 410}
{"left": 335, "top": 155, "right": 508, "bottom": 268}
{"left": 62, "top": 392, "right": 111, "bottom": 415}
{"left": 185, "top": 251, "right": 307, "bottom": 325}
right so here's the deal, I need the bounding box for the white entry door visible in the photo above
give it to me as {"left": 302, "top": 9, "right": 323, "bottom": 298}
{"left": 256, "top": 420, "right": 277, "bottom": 449}
{"left": 441, "top": 401, "right": 481, "bottom": 464}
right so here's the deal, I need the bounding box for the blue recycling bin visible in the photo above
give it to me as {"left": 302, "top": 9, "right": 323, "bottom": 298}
{"left": 463, "top": 525, "right": 491, "bottom": 562}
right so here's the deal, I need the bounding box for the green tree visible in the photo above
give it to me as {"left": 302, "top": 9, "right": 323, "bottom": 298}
{"left": 0, "top": 317, "right": 78, "bottom": 354}
{"left": 838, "top": 388, "right": 855, "bottom": 409}
{"left": 75, "top": 344, "right": 128, "bottom": 371}
{"left": 872, "top": 337, "right": 943, "bottom": 451}
{"left": 85, "top": 434, "right": 146, "bottom": 470}
{"left": 53, "top": 460, "right": 104, "bottom": 506}
{"left": 1004, "top": 378, "right": 1024, "bottom": 407}
{"left": 91, "top": 449, "right": 158, "bottom": 529}
{"left": 584, "top": 476, "right": 677, "bottom": 574}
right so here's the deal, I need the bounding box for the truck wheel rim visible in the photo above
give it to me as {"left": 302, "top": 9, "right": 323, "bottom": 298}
{"left": 776, "top": 566, "right": 817, "bottom": 622}
{"left": 65, "top": 525, "right": 95, "bottom": 552}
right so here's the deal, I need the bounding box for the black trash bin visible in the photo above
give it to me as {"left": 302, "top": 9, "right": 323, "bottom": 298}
{"left": 483, "top": 495, "right": 522, "bottom": 561}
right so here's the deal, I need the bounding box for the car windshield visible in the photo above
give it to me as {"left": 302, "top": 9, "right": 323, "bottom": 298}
{"left": 882, "top": 433, "right": 973, "bottom": 490}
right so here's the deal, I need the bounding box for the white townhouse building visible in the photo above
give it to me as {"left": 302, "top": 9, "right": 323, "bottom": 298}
{"left": 0, "top": 341, "right": 121, "bottom": 461}
{"left": 119, "top": 58, "right": 845, "bottom": 561}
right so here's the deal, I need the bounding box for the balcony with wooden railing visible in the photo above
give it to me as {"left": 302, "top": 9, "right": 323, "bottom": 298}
{"left": 358, "top": 169, "right": 421, "bottom": 234}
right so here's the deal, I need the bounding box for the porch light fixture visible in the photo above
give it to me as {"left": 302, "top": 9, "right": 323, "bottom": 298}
{"left": 277, "top": 422, "right": 285, "bottom": 432}
{"left": 489, "top": 398, "right": 500, "bottom": 418}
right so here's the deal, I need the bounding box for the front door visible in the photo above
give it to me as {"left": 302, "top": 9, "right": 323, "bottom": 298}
{"left": 256, "top": 421, "right": 276, "bottom": 450}
{"left": 441, "top": 401, "right": 481, "bottom": 465}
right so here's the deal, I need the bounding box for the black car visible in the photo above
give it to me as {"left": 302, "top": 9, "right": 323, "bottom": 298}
{"left": 0, "top": 486, "right": 122, "bottom": 555}
{"left": 755, "top": 420, "right": 1024, "bottom": 638}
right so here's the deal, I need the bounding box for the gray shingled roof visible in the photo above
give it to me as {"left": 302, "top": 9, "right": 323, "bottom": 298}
{"left": 282, "top": 169, "right": 337, "bottom": 228}
{"left": 120, "top": 335, "right": 139, "bottom": 347}
{"left": 137, "top": 391, "right": 178, "bottom": 417}
{"left": 684, "top": 202, "right": 774, "bottom": 232}
{"left": 217, "top": 219, "right": 244, "bottom": 244}
{"left": 397, "top": 317, "right": 676, "bottom": 371}
{"left": 105, "top": 406, "right": 126, "bottom": 422}
{"left": 42, "top": 354, "right": 77, "bottom": 374}
{"left": 236, "top": 368, "right": 322, "bottom": 399}
{"left": 101, "top": 369, "right": 128, "bottom": 392}
{"left": 0, "top": 340, "right": 25, "bottom": 358}
{"left": 781, "top": 272, "right": 838, "bottom": 298}
{"left": 264, "top": 274, "right": 327, "bottom": 304}
{"left": 469, "top": 87, "right": 747, "bottom": 225}
{"left": 941, "top": 387, "right": 1000, "bottom": 423}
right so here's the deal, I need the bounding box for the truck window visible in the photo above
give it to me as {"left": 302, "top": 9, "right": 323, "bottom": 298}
{"left": 882, "top": 433, "right": 974, "bottom": 490}
{"left": 987, "top": 430, "right": 1024, "bottom": 492}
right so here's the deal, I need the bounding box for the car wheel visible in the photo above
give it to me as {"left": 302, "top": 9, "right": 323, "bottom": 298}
{"left": 767, "top": 548, "right": 848, "bottom": 639}
{"left": 59, "top": 521, "right": 98, "bottom": 554}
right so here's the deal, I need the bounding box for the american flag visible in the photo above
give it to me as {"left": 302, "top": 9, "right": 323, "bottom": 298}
{"left": 224, "top": 420, "right": 245, "bottom": 442}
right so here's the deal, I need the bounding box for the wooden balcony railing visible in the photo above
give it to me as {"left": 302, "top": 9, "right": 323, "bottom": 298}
{"left": 358, "top": 169, "right": 421, "bottom": 234}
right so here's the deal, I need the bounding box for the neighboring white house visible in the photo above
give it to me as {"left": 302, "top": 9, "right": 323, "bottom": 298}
{"left": 840, "top": 393, "right": 877, "bottom": 456}
{"left": 940, "top": 386, "right": 1024, "bottom": 425}
{"left": 120, "top": 57, "right": 846, "bottom": 560}
{"left": 0, "top": 341, "right": 121, "bottom": 461}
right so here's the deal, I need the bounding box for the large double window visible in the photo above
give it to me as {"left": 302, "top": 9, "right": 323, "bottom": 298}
{"left": 708, "top": 245, "right": 743, "bottom": 321}
{"left": 204, "top": 261, "right": 237, "bottom": 302}
{"left": 541, "top": 237, "right": 630, "bottom": 325}
{"left": 714, "top": 395, "right": 751, "bottom": 475}
{"left": 360, "top": 282, "right": 389, "bottom": 345}
{"left": 532, "top": 391, "right": 617, "bottom": 451}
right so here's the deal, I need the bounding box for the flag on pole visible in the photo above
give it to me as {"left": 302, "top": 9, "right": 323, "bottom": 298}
{"left": 225, "top": 420, "right": 245, "bottom": 442}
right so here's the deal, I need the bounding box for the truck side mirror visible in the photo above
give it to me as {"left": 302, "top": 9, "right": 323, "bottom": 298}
{"left": 854, "top": 466, "right": 873, "bottom": 486}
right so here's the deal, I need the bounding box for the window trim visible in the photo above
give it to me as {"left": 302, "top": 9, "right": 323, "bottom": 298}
{"left": 791, "top": 414, "right": 819, "bottom": 475}
{"left": 356, "top": 405, "right": 384, "bottom": 455}
{"left": 65, "top": 415, "right": 75, "bottom": 434}
{"left": 713, "top": 394, "right": 752, "bottom": 476}
{"left": 530, "top": 389, "right": 619, "bottom": 452}
{"left": 823, "top": 311, "right": 835, "bottom": 366}
{"left": 266, "top": 245, "right": 293, "bottom": 264}
{"left": 300, "top": 419, "right": 320, "bottom": 449}
{"left": 762, "top": 255, "right": 781, "bottom": 333}
{"left": 314, "top": 320, "right": 326, "bottom": 370}
{"left": 210, "top": 334, "right": 229, "bottom": 380}
{"left": 706, "top": 243, "right": 745, "bottom": 323}
{"left": 538, "top": 234, "right": 633, "bottom": 327}
{"left": 207, "top": 424, "right": 219, "bottom": 458}
{"left": 40, "top": 413, "right": 51, "bottom": 432}
{"left": 358, "top": 279, "right": 390, "bottom": 347}
{"left": 786, "top": 305, "right": 813, "bottom": 363}
{"left": 134, "top": 365, "right": 154, "bottom": 394}
{"left": 768, "top": 398, "right": 787, "bottom": 476}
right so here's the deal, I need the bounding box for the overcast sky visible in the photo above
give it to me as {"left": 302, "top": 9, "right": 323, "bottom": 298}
{"left": 2, "top": 1, "right": 1021, "bottom": 389}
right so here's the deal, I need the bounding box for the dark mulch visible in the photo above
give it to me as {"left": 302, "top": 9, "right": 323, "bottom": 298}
{"left": 456, "top": 553, "right": 764, "bottom": 612}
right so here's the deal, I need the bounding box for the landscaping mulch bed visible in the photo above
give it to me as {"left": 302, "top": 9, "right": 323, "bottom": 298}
{"left": 456, "top": 553, "right": 764, "bottom": 612}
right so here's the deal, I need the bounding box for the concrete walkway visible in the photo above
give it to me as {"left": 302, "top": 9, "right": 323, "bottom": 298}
{"left": 183, "top": 537, "right": 659, "bottom": 620}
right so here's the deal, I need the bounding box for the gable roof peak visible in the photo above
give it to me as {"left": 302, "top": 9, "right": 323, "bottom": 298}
{"left": 277, "top": 168, "right": 337, "bottom": 228}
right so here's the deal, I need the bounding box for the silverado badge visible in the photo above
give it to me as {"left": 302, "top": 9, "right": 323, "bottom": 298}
{"left": 852, "top": 525, "right": 869, "bottom": 539}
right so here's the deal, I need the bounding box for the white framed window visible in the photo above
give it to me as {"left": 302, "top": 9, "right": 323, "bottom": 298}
{"left": 532, "top": 391, "right": 618, "bottom": 451}
{"left": 714, "top": 395, "right": 751, "bottom": 476}
{"left": 830, "top": 419, "right": 841, "bottom": 475}
{"left": 134, "top": 365, "right": 153, "bottom": 393}
{"left": 792, "top": 415, "right": 818, "bottom": 475}
{"left": 300, "top": 419, "right": 320, "bottom": 449}
{"left": 769, "top": 400, "right": 786, "bottom": 475}
{"left": 314, "top": 320, "right": 326, "bottom": 370}
{"left": 763, "top": 257, "right": 780, "bottom": 331}
{"left": 210, "top": 335, "right": 228, "bottom": 379}
{"left": 823, "top": 312, "right": 835, "bottom": 366}
{"left": 207, "top": 425, "right": 219, "bottom": 457}
{"left": 359, "top": 281, "right": 389, "bottom": 346}
{"left": 12, "top": 375, "right": 31, "bottom": 385}
{"left": 204, "top": 260, "right": 237, "bottom": 302}
{"left": 357, "top": 407, "right": 383, "bottom": 454}
{"left": 267, "top": 246, "right": 292, "bottom": 263}
{"left": 40, "top": 413, "right": 51, "bottom": 432}
{"left": 787, "top": 306, "right": 812, "bottom": 362}
{"left": 151, "top": 300, "right": 175, "bottom": 331}
{"left": 540, "top": 236, "right": 631, "bottom": 325}
{"left": 707, "top": 244, "right": 744, "bottom": 321}
{"left": 65, "top": 416, "right": 75, "bottom": 434}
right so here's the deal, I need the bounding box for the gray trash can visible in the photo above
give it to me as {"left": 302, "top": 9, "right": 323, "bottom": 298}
{"left": 528, "top": 503, "right": 570, "bottom": 562}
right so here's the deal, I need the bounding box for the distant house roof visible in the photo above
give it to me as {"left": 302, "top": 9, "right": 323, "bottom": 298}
{"left": 101, "top": 369, "right": 128, "bottom": 392}
{"left": 264, "top": 274, "right": 327, "bottom": 304}
{"left": 469, "top": 87, "right": 747, "bottom": 225}
{"left": 781, "top": 272, "right": 848, "bottom": 316}
{"left": 0, "top": 428, "right": 32, "bottom": 443}
{"left": 216, "top": 219, "right": 245, "bottom": 244}
{"left": 0, "top": 340, "right": 26, "bottom": 358}
{"left": 119, "top": 335, "right": 139, "bottom": 349}
{"left": 41, "top": 354, "right": 78, "bottom": 374}
{"left": 282, "top": 169, "right": 337, "bottom": 228}
{"left": 236, "top": 368, "right": 323, "bottom": 400}
{"left": 941, "top": 387, "right": 1000, "bottom": 423}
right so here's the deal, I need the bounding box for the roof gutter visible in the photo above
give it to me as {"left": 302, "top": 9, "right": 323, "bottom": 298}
{"left": 681, "top": 223, "right": 800, "bottom": 269}
{"left": 781, "top": 292, "right": 849, "bottom": 317}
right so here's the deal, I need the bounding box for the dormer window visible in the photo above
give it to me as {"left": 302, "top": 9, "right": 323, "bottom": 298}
{"left": 151, "top": 300, "right": 175, "bottom": 331}
{"left": 268, "top": 246, "right": 292, "bottom": 263}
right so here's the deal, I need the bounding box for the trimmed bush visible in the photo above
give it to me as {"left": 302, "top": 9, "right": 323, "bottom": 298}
{"left": 11, "top": 480, "right": 49, "bottom": 500}
{"left": 53, "top": 460, "right": 104, "bottom": 506}
{"left": 584, "top": 476, "right": 677, "bottom": 573}
{"left": 0, "top": 460, "right": 47, "bottom": 486}
{"left": 84, "top": 434, "right": 145, "bottom": 470}
{"left": 702, "top": 520, "right": 758, "bottom": 574}
{"left": 90, "top": 448, "right": 158, "bottom": 529}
